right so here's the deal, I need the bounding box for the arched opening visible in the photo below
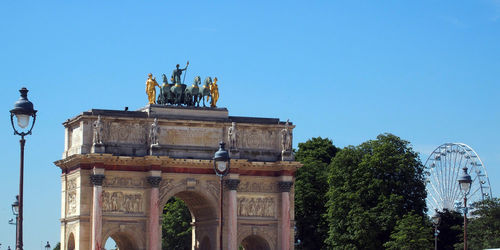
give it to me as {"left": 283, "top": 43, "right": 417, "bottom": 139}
{"left": 103, "top": 231, "right": 138, "bottom": 250}
{"left": 240, "top": 235, "right": 271, "bottom": 250}
{"left": 161, "top": 190, "right": 218, "bottom": 250}
{"left": 67, "top": 233, "right": 75, "bottom": 250}
{"left": 162, "top": 197, "right": 192, "bottom": 250}
{"left": 104, "top": 237, "right": 118, "bottom": 250}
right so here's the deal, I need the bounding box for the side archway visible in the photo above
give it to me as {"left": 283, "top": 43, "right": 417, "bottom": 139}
{"left": 67, "top": 233, "right": 75, "bottom": 250}
{"left": 240, "top": 234, "right": 271, "bottom": 250}
{"left": 102, "top": 227, "right": 143, "bottom": 250}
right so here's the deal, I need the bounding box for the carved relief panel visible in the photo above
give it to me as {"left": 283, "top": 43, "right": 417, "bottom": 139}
{"left": 237, "top": 195, "right": 276, "bottom": 218}
{"left": 162, "top": 126, "right": 222, "bottom": 147}
{"left": 239, "top": 128, "right": 279, "bottom": 150}
{"left": 102, "top": 191, "right": 144, "bottom": 214}
{"left": 106, "top": 122, "right": 148, "bottom": 144}
{"left": 67, "top": 178, "right": 78, "bottom": 216}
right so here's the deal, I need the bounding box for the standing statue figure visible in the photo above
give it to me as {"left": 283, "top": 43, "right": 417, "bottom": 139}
{"left": 228, "top": 122, "right": 238, "bottom": 150}
{"left": 209, "top": 77, "right": 219, "bottom": 107}
{"left": 149, "top": 118, "right": 160, "bottom": 145}
{"left": 281, "top": 119, "right": 292, "bottom": 152}
{"left": 171, "top": 61, "right": 189, "bottom": 84}
{"left": 146, "top": 73, "right": 160, "bottom": 104}
{"left": 93, "top": 115, "right": 104, "bottom": 145}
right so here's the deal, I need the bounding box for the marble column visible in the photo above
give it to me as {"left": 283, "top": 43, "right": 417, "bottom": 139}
{"left": 90, "top": 172, "right": 105, "bottom": 250}
{"left": 225, "top": 179, "right": 240, "bottom": 250}
{"left": 279, "top": 181, "right": 293, "bottom": 250}
{"left": 147, "top": 176, "right": 162, "bottom": 250}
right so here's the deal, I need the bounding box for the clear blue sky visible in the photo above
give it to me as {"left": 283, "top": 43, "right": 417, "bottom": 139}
{"left": 1, "top": 1, "right": 499, "bottom": 248}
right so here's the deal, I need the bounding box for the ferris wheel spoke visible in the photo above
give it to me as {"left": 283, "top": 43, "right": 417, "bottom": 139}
{"left": 425, "top": 143, "right": 491, "bottom": 214}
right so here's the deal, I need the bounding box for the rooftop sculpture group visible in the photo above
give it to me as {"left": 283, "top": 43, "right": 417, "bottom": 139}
{"left": 145, "top": 61, "right": 220, "bottom": 107}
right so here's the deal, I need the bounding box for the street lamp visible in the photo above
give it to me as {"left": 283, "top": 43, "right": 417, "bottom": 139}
{"left": 213, "top": 142, "right": 230, "bottom": 250}
{"left": 44, "top": 241, "right": 50, "bottom": 250}
{"left": 431, "top": 210, "right": 441, "bottom": 250}
{"left": 458, "top": 166, "right": 472, "bottom": 250}
{"left": 10, "top": 87, "right": 37, "bottom": 250}
{"left": 12, "top": 196, "right": 19, "bottom": 216}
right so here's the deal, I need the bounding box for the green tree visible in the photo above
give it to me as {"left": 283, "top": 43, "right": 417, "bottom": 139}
{"left": 436, "top": 209, "right": 463, "bottom": 250}
{"left": 53, "top": 242, "right": 60, "bottom": 250}
{"left": 459, "top": 198, "right": 500, "bottom": 249}
{"left": 162, "top": 197, "right": 192, "bottom": 250}
{"left": 325, "top": 133, "right": 427, "bottom": 249}
{"left": 383, "top": 212, "right": 433, "bottom": 250}
{"left": 294, "top": 137, "right": 338, "bottom": 250}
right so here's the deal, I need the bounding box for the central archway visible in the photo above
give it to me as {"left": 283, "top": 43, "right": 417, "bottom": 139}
{"left": 160, "top": 188, "right": 219, "bottom": 250}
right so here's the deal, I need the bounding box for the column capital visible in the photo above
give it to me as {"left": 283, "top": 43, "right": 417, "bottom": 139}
{"left": 225, "top": 179, "right": 240, "bottom": 190}
{"left": 90, "top": 174, "right": 105, "bottom": 186}
{"left": 147, "top": 176, "right": 162, "bottom": 188}
{"left": 278, "top": 181, "right": 293, "bottom": 192}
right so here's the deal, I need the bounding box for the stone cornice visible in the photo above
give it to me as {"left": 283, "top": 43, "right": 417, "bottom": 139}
{"left": 54, "top": 154, "right": 302, "bottom": 176}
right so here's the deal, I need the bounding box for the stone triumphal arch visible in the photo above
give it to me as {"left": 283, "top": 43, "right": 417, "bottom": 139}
{"left": 55, "top": 105, "right": 301, "bottom": 250}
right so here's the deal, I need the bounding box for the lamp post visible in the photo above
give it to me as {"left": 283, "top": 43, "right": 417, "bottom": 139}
{"left": 11, "top": 196, "right": 19, "bottom": 248}
{"left": 431, "top": 210, "right": 441, "bottom": 250}
{"left": 458, "top": 166, "right": 472, "bottom": 250}
{"left": 44, "top": 241, "right": 50, "bottom": 250}
{"left": 10, "top": 87, "right": 37, "bottom": 250}
{"left": 213, "top": 142, "right": 230, "bottom": 250}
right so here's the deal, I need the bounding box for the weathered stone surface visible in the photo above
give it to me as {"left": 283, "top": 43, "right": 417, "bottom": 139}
{"left": 62, "top": 106, "right": 295, "bottom": 162}
{"left": 56, "top": 106, "right": 301, "bottom": 250}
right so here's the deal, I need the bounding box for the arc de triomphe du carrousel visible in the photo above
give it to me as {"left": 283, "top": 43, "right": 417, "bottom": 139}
{"left": 54, "top": 70, "right": 301, "bottom": 250}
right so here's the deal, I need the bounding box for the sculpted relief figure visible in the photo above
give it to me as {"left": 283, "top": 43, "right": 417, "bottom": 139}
{"left": 281, "top": 119, "right": 292, "bottom": 152}
{"left": 93, "top": 115, "right": 104, "bottom": 145}
{"left": 149, "top": 118, "right": 160, "bottom": 145}
{"left": 146, "top": 73, "right": 160, "bottom": 104}
{"left": 228, "top": 122, "right": 238, "bottom": 150}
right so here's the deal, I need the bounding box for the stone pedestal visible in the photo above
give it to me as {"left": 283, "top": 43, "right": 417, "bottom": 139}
{"left": 229, "top": 149, "right": 240, "bottom": 159}
{"left": 281, "top": 150, "right": 293, "bottom": 161}
{"left": 92, "top": 143, "right": 105, "bottom": 154}
{"left": 150, "top": 144, "right": 161, "bottom": 156}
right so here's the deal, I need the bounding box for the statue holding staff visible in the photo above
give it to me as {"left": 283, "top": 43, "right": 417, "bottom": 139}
{"left": 171, "top": 61, "right": 189, "bottom": 84}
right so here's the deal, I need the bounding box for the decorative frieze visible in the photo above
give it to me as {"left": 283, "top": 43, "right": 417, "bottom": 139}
{"left": 102, "top": 191, "right": 143, "bottom": 213}
{"left": 237, "top": 181, "right": 278, "bottom": 193}
{"left": 103, "top": 177, "right": 145, "bottom": 188}
{"left": 237, "top": 195, "right": 276, "bottom": 217}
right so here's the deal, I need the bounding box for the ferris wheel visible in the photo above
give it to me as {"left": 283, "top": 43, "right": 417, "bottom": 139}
{"left": 425, "top": 143, "right": 492, "bottom": 213}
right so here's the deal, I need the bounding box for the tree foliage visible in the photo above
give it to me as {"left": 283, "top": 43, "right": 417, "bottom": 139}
{"left": 162, "top": 197, "right": 192, "bottom": 250}
{"left": 53, "top": 242, "right": 60, "bottom": 250}
{"left": 383, "top": 212, "right": 433, "bottom": 250}
{"left": 436, "top": 209, "right": 463, "bottom": 250}
{"left": 294, "top": 137, "right": 338, "bottom": 250}
{"left": 460, "top": 198, "right": 500, "bottom": 249}
{"left": 325, "top": 133, "right": 427, "bottom": 249}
